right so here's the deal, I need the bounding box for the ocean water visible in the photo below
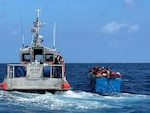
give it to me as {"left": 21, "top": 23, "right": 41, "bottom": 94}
{"left": 0, "top": 63, "right": 150, "bottom": 113}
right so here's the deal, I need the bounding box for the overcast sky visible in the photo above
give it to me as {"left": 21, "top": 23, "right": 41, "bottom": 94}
{"left": 0, "top": 0, "right": 150, "bottom": 63}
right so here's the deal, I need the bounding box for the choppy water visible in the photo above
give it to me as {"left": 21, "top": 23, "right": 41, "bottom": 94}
{"left": 0, "top": 63, "right": 150, "bottom": 113}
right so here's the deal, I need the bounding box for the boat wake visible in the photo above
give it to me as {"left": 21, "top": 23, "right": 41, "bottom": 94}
{"left": 0, "top": 90, "right": 149, "bottom": 113}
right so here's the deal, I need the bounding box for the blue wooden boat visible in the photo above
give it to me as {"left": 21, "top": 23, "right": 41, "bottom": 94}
{"left": 87, "top": 66, "right": 121, "bottom": 94}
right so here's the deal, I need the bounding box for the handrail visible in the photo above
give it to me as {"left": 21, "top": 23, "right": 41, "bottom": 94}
{"left": 7, "top": 63, "right": 64, "bottom": 79}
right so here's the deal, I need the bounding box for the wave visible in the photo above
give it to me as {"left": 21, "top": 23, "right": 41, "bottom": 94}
{"left": 0, "top": 90, "right": 149, "bottom": 113}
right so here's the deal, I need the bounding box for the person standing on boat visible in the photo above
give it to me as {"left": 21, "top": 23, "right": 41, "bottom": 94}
{"left": 106, "top": 67, "right": 111, "bottom": 78}
{"left": 54, "top": 55, "right": 64, "bottom": 78}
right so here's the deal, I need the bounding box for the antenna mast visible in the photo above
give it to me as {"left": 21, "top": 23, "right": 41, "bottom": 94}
{"left": 19, "top": 10, "right": 24, "bottom": 48}
{"left": 53, "top": 22, "right": 56, "bottom": 49}
{"left": 31, "top": 9, "right": 44, "bottom": 47}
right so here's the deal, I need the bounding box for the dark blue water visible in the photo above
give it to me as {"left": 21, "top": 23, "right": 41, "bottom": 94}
{"left": 0, "top": 63, "right": 150, "bottom": 113}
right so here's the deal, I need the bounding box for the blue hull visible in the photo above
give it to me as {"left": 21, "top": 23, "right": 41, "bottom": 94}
{"left": 95, "top": 77, "right": 121, "bottom": 93}
{"left": 87, "top": 74, "right": 121, "bottom": 93}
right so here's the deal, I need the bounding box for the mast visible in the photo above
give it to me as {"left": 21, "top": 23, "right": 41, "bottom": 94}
{"left": 31, "top": 9, "right": 43, "bottom": 47}
{"left": 36, "top": 9, "right": 40, "bottom": 38}
{"left": 53, "top": 22, "right": 56, "bottom": 49}
{"left": 22, "top": 34, "right": 24, "bottom": 48}
{"left": 19, "top": 10, "right": 24, "bottom": 48}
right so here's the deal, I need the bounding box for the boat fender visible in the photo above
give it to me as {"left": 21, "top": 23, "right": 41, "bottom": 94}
{"left": 0, "top": 83, "right": 7, "bottom": 90}
{"left": 62, "top": 83, "right": 70, "bottom": 89}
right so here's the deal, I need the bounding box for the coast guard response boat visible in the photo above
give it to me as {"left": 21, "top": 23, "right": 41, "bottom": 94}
{"left": 0, "top": 9, "right": 70, "bottom": 93}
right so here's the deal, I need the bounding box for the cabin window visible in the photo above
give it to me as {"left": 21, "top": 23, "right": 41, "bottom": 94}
{"left": 45, "top": 54, "right": 53, "bottom": 62}
{"left": 35, "top": 55, "right": 43, "bottom": 62}
{"left": 34, "top": 49, "right": 43, "bottom": 62}
{"left": 22, "top": 53, "right": 30, "bottom": 62}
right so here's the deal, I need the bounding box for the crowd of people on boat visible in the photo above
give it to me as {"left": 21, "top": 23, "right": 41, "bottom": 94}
{"left": 89, "top": 66, "right": 121, "bottom": 78}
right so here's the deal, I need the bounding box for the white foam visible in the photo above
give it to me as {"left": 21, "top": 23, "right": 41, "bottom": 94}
{"left": 0, "top": 90, "right": 149, "bottom": 111}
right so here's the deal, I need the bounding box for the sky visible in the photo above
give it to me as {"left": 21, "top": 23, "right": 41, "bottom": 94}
{"left": 0, "top": 0, "right": 150, "bottom": 63}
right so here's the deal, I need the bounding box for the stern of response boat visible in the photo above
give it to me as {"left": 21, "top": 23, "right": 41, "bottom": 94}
{"left": 2, "top": 63, "right": 70, "bottom": 91}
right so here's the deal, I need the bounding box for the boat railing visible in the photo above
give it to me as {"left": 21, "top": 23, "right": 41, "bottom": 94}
{"left": 6, "top": 64, "right": 64, "bottom": 79}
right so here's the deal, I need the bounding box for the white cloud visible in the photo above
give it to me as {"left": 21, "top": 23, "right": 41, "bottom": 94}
{"left": 128, "top": 24, "right": 140, "bottom": 33}
{"left": 101, "top": 21, "right": 128, "bottom": 34}
{"left": 101, "top": 21, "right": 140, "bottom": 34}
{"left": 124, "top": 0, "right": 137, "bottom": 6}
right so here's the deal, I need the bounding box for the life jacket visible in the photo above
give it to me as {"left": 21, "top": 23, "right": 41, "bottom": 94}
{"left": 102, "top": 73, "right": 107, "bottom": 76}
{"left": 115, "top": 72, "right": 121, "bottom": 77}
{"left": 110, "top": 71, "right": 115, "bottom": 76}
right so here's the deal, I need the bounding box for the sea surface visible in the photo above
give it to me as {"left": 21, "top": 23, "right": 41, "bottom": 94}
{"left": 0, "top": 63, "right": 150, "bottom": 113}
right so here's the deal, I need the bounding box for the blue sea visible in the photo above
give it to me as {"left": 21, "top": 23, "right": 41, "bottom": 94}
{"left": 0, "top": 63, "right": 150, "bottom": 113}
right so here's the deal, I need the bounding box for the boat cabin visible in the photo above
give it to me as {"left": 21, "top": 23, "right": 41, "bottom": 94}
{"left": 20, "top": 46, "right": 56, "bottom": 64}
